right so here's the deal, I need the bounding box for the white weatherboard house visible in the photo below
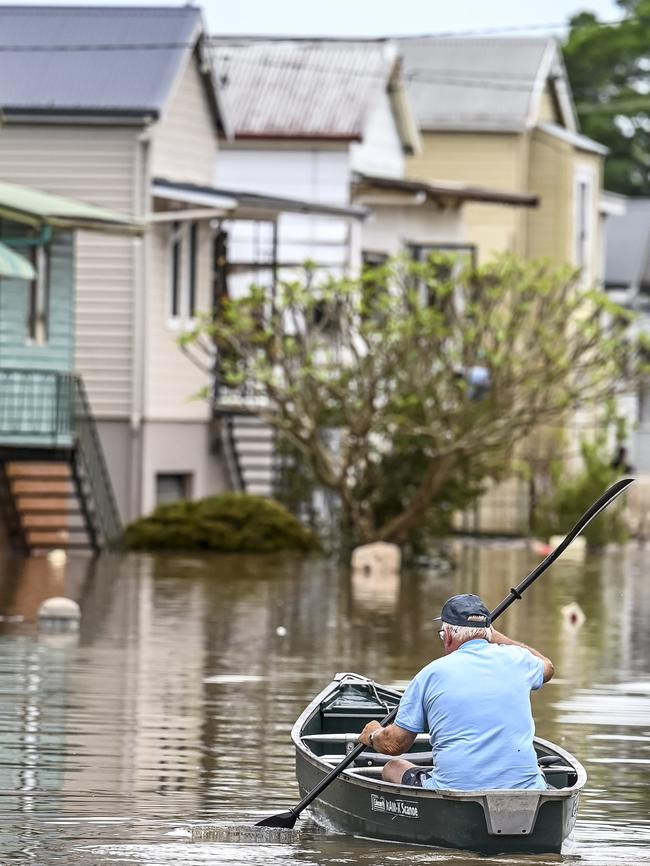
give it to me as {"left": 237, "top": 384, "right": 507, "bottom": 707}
{"left": 0, "top": 5, "right": 226, "bottom": 521}
{"left": 0, "top": 5, "right": 365, "bottom": 518}
{"left": 211, "top": 38, "right": 419, "bottom": 291}
{"left": 208, "top": 38, "right": 539, "bottom": 499}
{"left": 211, "top": 38, "right": 538, "bottom": 274}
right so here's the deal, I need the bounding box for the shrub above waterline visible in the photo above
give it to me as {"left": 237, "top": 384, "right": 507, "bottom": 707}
{"left": 125, "top": 493, "right": 320, "bottom": 553}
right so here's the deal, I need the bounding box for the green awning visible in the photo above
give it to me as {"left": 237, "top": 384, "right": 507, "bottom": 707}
{"left": 0, "top": 241, "right": 35, "bottom": 280}
{"left": 0, "top": 181, "right": 144, "bottom": 236}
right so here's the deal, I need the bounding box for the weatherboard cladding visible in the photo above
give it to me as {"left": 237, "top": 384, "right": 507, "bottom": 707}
{"left": 0, "top": 5, "right": 201, "bottom": 114}
{"left": 151, "top": 51, "right": 218, "bottom": 185}
{"left": 212, "top": 40, "right": 395, "bottom": 139}
{"left": 398, "top": 37, "right": 553, "bottom": 132}
{"left": 0, "top": 123, "right": 139, "bottom": 418}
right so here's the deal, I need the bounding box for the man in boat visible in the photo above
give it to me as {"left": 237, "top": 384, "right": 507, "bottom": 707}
{"left": 359, "top": 593, "right": 554, "bottom": 791}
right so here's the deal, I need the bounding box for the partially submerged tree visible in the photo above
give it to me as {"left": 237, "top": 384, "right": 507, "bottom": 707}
{"left": 180, "top": 255, "right": 648, "bottom": 546}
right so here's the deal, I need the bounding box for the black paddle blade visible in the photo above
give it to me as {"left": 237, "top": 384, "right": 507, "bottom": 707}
{"left": 255, "top": 810, "right": 298, "bottom": 829}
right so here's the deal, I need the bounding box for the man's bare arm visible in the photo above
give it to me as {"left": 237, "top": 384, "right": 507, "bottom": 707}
{"left": 358, "top": 721, "right": 418, "bottom": 756}
{"left": 490, "top": 628, "right": 555, "bottom": 682}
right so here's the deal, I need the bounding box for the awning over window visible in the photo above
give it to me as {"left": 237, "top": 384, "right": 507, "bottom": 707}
{"left": 0, "top": 241, "right": 35, "bottom": 280}
{"left": 0, "top": 181, "right": 143, "bottom": 236}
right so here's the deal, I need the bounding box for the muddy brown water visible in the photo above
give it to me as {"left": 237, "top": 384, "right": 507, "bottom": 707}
{"left": 0, "top": 543, "right": 647, "bottom": 865}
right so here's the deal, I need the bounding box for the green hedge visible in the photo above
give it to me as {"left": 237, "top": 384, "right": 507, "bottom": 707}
{"left": 125, "top": 493, "right": 320, "bottom": 553}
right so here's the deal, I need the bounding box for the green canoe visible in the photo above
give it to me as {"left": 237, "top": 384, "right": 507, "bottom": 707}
{"left": 293, "top": 672, "right": 586, "bottom": 855}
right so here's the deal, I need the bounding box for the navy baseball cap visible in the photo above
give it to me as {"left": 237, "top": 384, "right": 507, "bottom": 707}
{"left": 434, "top": 594, "right": 491, "bottom": 628}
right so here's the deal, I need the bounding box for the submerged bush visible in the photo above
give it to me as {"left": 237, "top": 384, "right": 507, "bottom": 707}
{"left": 125, "top": 493, "right": 320, "bottom": 553}
{"left": 531, "top": 438, "right": 628, "bottom": 548}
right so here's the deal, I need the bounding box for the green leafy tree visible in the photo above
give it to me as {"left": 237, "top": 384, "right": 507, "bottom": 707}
{"left": 564, "top": 0, "right": 650, "bottom": 195}
{"left": 180, "top": 255, "right": 647, "bottom": 547}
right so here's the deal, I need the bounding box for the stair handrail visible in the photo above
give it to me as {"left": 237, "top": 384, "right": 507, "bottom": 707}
{"left": 222, "top": 414, "right": 245, "bottom": 492}
{"left": 71, "top": 375, "right": 124, "bottom": 551}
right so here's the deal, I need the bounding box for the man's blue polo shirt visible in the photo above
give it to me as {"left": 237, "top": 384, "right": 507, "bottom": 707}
{"left": 395, "top": 639, "right": 546, "bottom": 790}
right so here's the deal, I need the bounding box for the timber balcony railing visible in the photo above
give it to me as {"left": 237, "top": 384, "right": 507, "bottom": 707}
{"left": 0, "top": 368, "right": 123, "bottom": 552}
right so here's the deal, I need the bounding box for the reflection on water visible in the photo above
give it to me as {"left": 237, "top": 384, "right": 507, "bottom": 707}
{"left": 0, "top": 543, "right": 646, "bottom": 864}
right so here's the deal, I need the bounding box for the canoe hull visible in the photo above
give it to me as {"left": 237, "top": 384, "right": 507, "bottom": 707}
{"left": 297, "top": 748, "right": 577, "bottom": 854}
{"left": 292, "top": 672, "right": 585, "bottom": 855}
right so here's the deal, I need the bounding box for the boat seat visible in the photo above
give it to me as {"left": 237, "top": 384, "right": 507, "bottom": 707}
{"left": 347, "top": 764, "right": 435, "bottom": 779}
{"left": 321, "top": 751, "right": 432, "bottom": 767}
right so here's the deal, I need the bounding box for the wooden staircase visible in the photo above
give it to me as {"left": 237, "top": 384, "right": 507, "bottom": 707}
{"left": 0, "top": 369, "right": 123, "bottom": 556}
{"left": 0, "top": 460, "right": 99, "bottom": 554}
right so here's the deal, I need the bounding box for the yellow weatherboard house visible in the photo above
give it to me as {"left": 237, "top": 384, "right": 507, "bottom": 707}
{"left": 400, "top": 37, "right": 607, "bottom": 285}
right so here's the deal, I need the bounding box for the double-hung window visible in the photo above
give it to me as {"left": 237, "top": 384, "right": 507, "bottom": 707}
{"left": 574, "top": 167, "right": 594, "bottom": 280}
{"left": 168, "top": 220, "right": 199, "bottom": 327}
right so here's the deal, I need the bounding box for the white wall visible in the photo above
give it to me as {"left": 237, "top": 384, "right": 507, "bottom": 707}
{"left": 151, "top": 56, "right": 218, "bottom": 186}
{"left": 217, "top": 146, "right": 355, "bottom": 288}
{"left": 216, "top": 146, "right": 350, "bottom": 203}
{"left": 360, "top": 203, "right": 464, "bottom": 257}
{"left": 144, "top": 221, "right": 213, "bottom": 422}
{"left": 350, "top": 89, "right": 405, "bottom": 179}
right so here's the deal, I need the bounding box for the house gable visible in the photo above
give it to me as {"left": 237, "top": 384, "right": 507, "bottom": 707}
{"left": 350, "top": 86, "right": 405, "bottom": 179}
{"left": 537, "top": 83, "right": 564, "bottom": 126}
{"left": 399, "top": 36, "right": 577, "bottom": 134}
{"left": 152, "top": 49, "right": 220, "bottom": 186}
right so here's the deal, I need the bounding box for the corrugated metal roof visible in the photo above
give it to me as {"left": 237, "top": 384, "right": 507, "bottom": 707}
{"left": 0, "top": 5, "right": 202, "bottom": 116}
{"left": 398, "top": 37, "right": 571, "bottom": 133}
{"left": 211, "top": 39, "right": 396, "bottom": 139}
{"left": 605, "top": 198, "right": 650, "bottom": 288}
{"left": 0, "top": 180, "right": 143, "bottom": 234}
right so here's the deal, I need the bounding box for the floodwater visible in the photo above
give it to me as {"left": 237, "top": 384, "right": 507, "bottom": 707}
{"left": 0, "top": 542, "right": 648, "bottom": 865}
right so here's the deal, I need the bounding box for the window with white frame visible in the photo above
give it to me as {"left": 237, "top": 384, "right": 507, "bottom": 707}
{"left": 408, "top": 243, "right": 476, "bottom": 308}
{"left": 168, "top": 220, "right": 200, "bottom": 326}
{"left": 574, "top": 166, "right": 594, "bottom": 277}
{"left": 26, "top": 244, "right": 51, "bottom": 345}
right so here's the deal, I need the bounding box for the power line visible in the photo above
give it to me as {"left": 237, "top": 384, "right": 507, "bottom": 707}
{"left": 397, "top": 17, "right": 623, "bottom": 38}
{"left": 215, "top": 17, "right": 625, "bottom": 42}
{"left": 0, "top": 25, "right": 643, "bottom": 108}
{"left": 0, "top": 14, "right": 628, "bottom": 53}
